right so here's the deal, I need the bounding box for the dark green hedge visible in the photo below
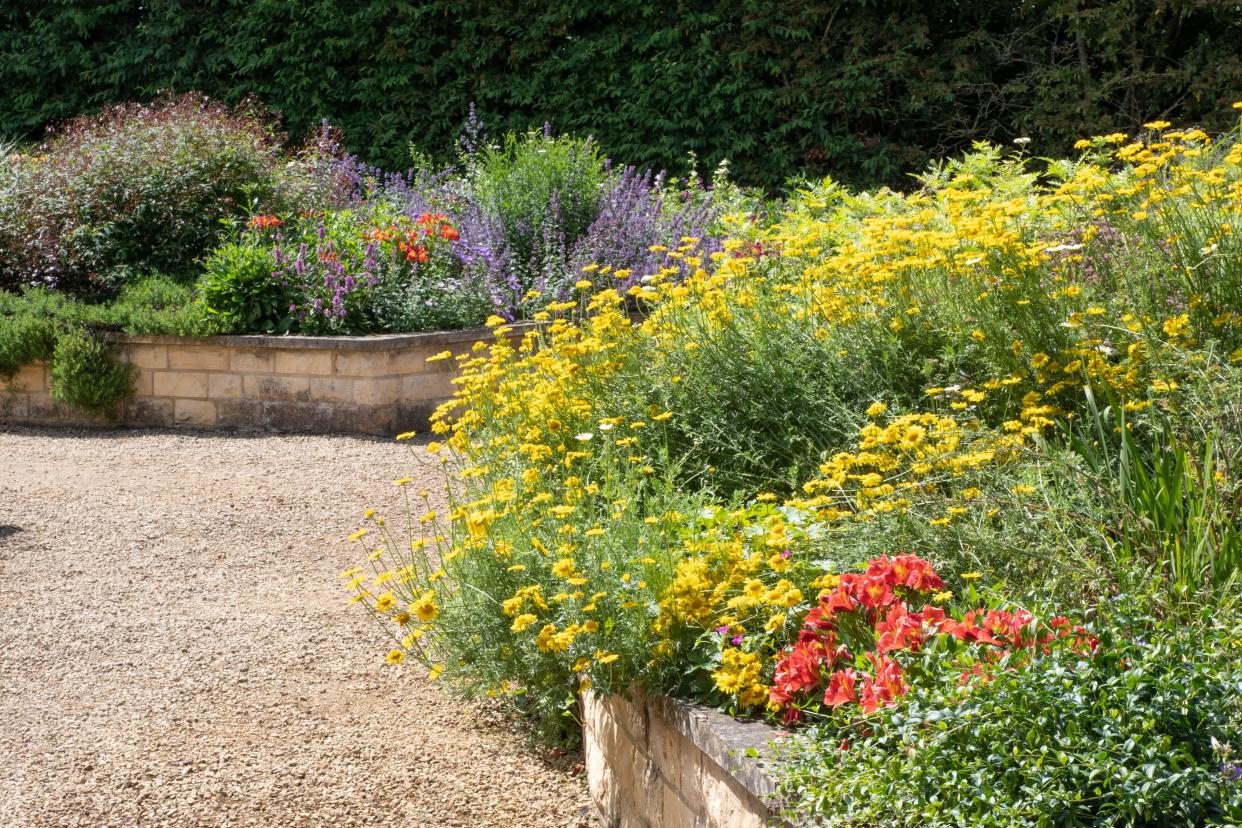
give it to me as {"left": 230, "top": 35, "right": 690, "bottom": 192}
{"left": 2, "top": 1, "right": 1240, "bottom": 189}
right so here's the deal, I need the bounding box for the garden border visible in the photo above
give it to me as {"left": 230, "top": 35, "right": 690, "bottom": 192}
{"left": 1, "top": 324, "right": 534, "bottom": 435}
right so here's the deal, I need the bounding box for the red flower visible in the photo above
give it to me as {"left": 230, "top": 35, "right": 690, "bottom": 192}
{"left": 859, "top": 653, "right": 908, "bottom": 713}
{"left": 416, "top": 211, "right": 448, "bottom": 226}
{"left": 803, "top": 604, "right": 835, "bottom": 631}
{"left": 773, "top": 639, "right": 826, "bottom": 694}
{"left": 858, "top": 575, "right": 894, "bottom": 609}
{"left": 892, "top": 554, "right": 946, "bottom": 591}
{"left": 825, "top": 585, "right": 858, "bottom": 614}
{"left": 439, "top": 224, "right": 460, "bottom": 241}
{"left": 918, "top": 604, "right": 946, "bottom": 628}
{"left": 399, "top": 243, "right": 429, "bottom": 263}
{"left": 874, "top": 602, "right": 924, "bottom": 653}
{"left": 823, "top": 668, "right": 859, "bottom": 708}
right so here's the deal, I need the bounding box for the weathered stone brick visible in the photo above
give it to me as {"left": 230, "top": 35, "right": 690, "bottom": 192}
{"left": 334, "top": 351, "right": 391, "bottom": 377}
{"left": 167, "top": 345, "right": 230, "bottom": 371}
{"left": 130, "top": 367, "right": 155, "bottom": 397}
{"left": 242, "top": 374, "right": 310, "bottom": 402}
{"left": 230, "top": 349, "right": 274, "bottom": 373}
{"left": 121, "top": 344, "right": 167, "bottom": 370}
{"left": 125, "top": 397, "right": 174, "bottom": 428}
{"left": 13, "top": 363, "right": 45, "bottom": 392}
{"left": 309, "top": 377, "right": 355, "bottom": 404}
{"left": 0, "top": 392, "right": 29, "bottom": 419}
{"left": 388, "top": 349, "right": 425, "bottom": 374}
{"left": 661, "top": 784, "right": 697, "bottom": 828}
{"left": 153, "top": 371, "right": 209, "bottom": 399}
{"left": 353, "top": 377, "right": 400, "bottom": 407}
{"left": 208, "top": 373, "right": 243, "bottom": 400}
{"left": 402, "top": 372, "right": 455, "bottom": 401}
{"left": 274, "top": 349, "right": 334, "bottom": 376}
{"left": 174, "top": 399, "right": 217, "bottom": 427}
{"left": 698, "top": 759, "right": 768, "bottom": 828}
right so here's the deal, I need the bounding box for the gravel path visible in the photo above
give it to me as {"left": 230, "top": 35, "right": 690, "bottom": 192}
{"left": 0, "top": 427, "right": 588, "bottom": 827}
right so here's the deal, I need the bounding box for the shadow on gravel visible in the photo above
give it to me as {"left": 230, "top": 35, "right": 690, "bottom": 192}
{"left": 0, "top": 525, "right": 22, "bottom": 540}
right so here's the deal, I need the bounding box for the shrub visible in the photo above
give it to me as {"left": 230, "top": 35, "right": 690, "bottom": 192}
{"left": 48, "top": 327, "right": 134, "bottom": 418}
{"left": 1, "top": 276, "right": 219, "bottom": 414}
{"left": 197, "top": 127, "right": 739, "bottom": 335}
{"left": 200, "top": 206, "right": 498, "bottom": 335}
{"left": 468, "top": 129, "right": 608, "bottom": 295}
{"left": 0, "top": 93, "right": 286, "bottom": 295}
{"left": 199, "top": 239, "right": 297, "bottom": 334}
{"left": 774, "top": 600, "right": 1242, "bottom": 827}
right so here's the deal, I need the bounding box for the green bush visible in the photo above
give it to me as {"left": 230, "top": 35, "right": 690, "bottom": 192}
{"left": 1, "top": 275, "right": 220, "bottom": 414}
{"left": 469, "top": 130, "right": 608, "bottom": 291}
{"left": 0, "top": 93, "right": 287, "bottom": 294}
{"left": 2, "top": 2, "right": 1240, "bottom": 190}
{"left": 775, "top": 600, "right": 1242, "bottom": 827}
{"left": 107, "top": 275, "right": 228, "bottom": 337}
{"left": 0, "top": 312, "right": 56, "bottom": 380}
{"left": 198, "top": 242, "right": 295, "bottom": 334}
{"left": 48, "top": 327, "right": 134, "bottom": 418}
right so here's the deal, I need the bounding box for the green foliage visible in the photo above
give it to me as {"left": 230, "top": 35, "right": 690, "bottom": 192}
{"left": 48, "top": 327, "right": 134, "bottom": 418}
{"left": 1, "top": 275, "right": 220, "bottom": 413}
{"left": 0, "top": 311, "right": 57, "bottom": 380}
{"left": 198, "top": 242, "right": 293, "bottom": 334}
{"left": 1064, "top": 389, "right": 1242, "bottom": 607}
{"left": 2, "top": 2, "right": 1240, "bottom": 190}
{"left": 106, "top": 274, "right": 229, "bottom": 337}
{"left": 775, "top": 601, "right": 1242, "bottom": 827}
{"left": 470, "top": 130, "right": 607, "bottom": 290}
{"left": 0, "top": 93, "right": 286, "bottom": 294}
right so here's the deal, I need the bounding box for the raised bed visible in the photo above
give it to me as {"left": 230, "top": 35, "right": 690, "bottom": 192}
{"left": 582, "top": 687, "right": 785, "bottom": 828}
{"left": 0, "top": 326, "right": 525, "bottom": 435}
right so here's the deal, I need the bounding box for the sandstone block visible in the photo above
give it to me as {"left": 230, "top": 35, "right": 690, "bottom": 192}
{"left": 309, "top": 377, "right": 355, "bottom": 404}
{"left": 243, "top": 374, "right": 310, "bottom": 402}
{"left": 274, "top": 349, "right": 334, "bottom": 376}
{"left": 0, "top": 392, "right": 29, "bottom": 419}
{"left": 353, "top": 377, "right": 400, "bottom": 407}
{"left": 153, "top": 371, "right": 209, "bottom": 399}
{"left": 661, "top": 784, "right": 697, "bottom": 828}
{"left": 13, "top": 363, "right": 45, "bottom": 392}
{"left": 174, "top": 399, "right": 217, "bottom": 427}
{"left": 208, "top": 373, "right": 243, "bottom": 400}
{"left": 699, "top": 759, "right": 767, "bottom": 828}
{"left": 125, "top": 397, "right": 174, "bottom": 428}
{"left": 334, "top": 351, "right": 391, "bottom": 377}
{"left": 121, "top": 344, "right": 167, "bottom": 370}
{"left": 402, "top": 372, "right": 455, "bottom": 401}
{"left": 230, "top": 349, "right": 275, "bottom": 373}
{"left": 388, "top": 349, "right": 425, "bottom": 374}
{"left": 130, "top": 367, "right": 155, "bottom": 397}
{"left": 167, "top": 345, "right": 230, "bottom": 371}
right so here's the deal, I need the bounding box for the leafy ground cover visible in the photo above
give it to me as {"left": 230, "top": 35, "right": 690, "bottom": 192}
{"left": 347, "top": 107, "right": 1242, "bottom": 824}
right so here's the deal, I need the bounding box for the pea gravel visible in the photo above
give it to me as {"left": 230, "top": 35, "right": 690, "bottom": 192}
{"left": 0, "top": 427, "right": 589, "bottom": 827}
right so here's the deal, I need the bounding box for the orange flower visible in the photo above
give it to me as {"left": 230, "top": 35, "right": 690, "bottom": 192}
{"left": 247, "top": 214, "right": 284, "bottom": 229}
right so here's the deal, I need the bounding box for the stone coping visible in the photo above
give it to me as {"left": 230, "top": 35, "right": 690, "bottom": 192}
{"left": 648, "top": 693, "right": 782, "bottom": 802}
{"left": 583, "top": 685, "right": 788, "bottom": 827}
{"left": 102, "top": 320, "right": 542, "bottom": 351}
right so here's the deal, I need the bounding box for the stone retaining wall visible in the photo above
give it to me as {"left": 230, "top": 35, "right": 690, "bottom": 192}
{"left": 582, "top": 687, "right": 785, "bottom": 828}
{"left": 0, "top": 326, "right": 519, "bottom": 435}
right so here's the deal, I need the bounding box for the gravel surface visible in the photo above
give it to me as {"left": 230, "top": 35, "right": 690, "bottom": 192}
{"left": 0, "top": 427, "right": 589, "bottom": 827}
